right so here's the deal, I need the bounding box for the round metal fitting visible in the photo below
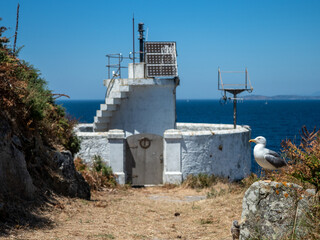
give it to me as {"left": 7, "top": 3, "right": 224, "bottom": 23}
{"left": 139, "top": 137, "right": 151, "bottom": 149}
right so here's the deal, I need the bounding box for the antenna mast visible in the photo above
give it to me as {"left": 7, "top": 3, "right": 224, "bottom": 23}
{"left": 132, "top": 14, "right": 135, "bottom": 65}
{"left": 218, "top": 68, "right": 253, "bottom": 129}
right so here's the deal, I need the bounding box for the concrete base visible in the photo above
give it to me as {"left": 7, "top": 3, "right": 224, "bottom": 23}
{"left": 75, "top": 123, "right": 252, "bottom": 185}
{"left": 163, "top": 171, "right": 183, "bottom": 184}
{"left": 114, "top": 172, "right": 125, "bottom": 185}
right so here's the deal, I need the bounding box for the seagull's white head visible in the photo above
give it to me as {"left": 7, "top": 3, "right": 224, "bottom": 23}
{"left": 249, "top": 136, "right": 266, "bottom": 146}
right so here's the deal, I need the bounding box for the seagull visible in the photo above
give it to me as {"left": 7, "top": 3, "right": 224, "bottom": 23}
{"left": 249, "top": 136, "right": 287, "bottom": 170}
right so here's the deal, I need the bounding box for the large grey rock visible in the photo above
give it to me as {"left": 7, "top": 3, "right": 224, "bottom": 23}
{"left": 50, "top": 150, "right": 90, "bottom": 199}
{"left": 0, "top": 115, "right": 90, "bottom": 201}
{"left": 0, "top": 118, "right": 36, "bottom": 199}
{"left": 240, "top": 181, "right": 315, "bottom": 240}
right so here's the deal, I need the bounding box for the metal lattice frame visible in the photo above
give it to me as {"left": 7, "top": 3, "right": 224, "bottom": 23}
{"left": 218, "top": 68, "right": 253, "bottom": 129}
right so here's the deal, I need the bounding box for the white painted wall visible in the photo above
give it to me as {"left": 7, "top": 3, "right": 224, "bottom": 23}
{"left": 75, "top": 131, "right": 109, "bottom": 165}
{"left": 163, "top": 129, "right": 183, "bottom": 184}
{"left": 177, "top": 123, "right": 251, "bottom": 181}
{"left": 75, "top": 123, "right": 251, "bottom": 183}
{"left": 109, "top": 78, "right": 177, "bottom": 136}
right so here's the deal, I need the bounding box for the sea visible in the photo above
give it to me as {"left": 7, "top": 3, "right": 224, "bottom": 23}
{"left": 58, "top": 99, "right": 320, "bottom": 173}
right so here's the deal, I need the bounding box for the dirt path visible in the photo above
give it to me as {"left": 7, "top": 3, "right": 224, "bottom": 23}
{"left": 4, "top": 184, "right": 244, "bottom": 240}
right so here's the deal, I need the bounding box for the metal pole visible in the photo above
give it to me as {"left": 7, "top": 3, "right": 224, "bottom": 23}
{"left": 218, "top": 67, "right": 220, "bottom": 90}
{"left": 233, "top": 93, "right": 237, "bottom": 129}
{"left": 108, "top": 56, "right": 110, "bottom": 79}
{"left": 138, "top": 23, "right": 144, "bottom": 62}
{"left": 132, "top": 15, "right": 135, "bottom": 79}
{"left": 245, "top": 68, "right": 247, "bottom": 89}
{"left": 119, "top": 54, "right": 121, "bottom": 78}
{"left": 133, "top": 15, "right": 135, "bottom": 65}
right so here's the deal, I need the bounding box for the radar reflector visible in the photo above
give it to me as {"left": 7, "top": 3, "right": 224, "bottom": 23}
{"left": 144, "top": 42, "right": 178, "bottom": 77}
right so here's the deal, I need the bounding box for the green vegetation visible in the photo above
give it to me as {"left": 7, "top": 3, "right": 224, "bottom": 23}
{"left": 0, "top": 20, "right": 80, "bottom": 154}
{"left": 182, "top": 173, "right": 219, "bottom": 189}
{"left": 265, "top": 126, "right": 320, "bottom": 239}
{"left": 280, "top": 126, "right": 320, "bottom": 192}
{"left": 74, "top": 155, "right": 117, "bottom": 190}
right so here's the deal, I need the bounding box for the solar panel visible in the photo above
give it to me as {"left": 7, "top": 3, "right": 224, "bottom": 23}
{"left": 144, "top": 42, "right": 178, "bottom": 77}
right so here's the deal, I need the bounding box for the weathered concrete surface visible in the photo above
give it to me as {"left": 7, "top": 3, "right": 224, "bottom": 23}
{"left": 240, "top": 181, "right": 315, "bottom": 240}
{"left": 108, "top": 78, "right": 177, "bottom": 136}
{"left": 107, "top": 129, "right": 125, "bottom": 184}
{"left": 177, "top": 123, "right": 251, "bottom": 181}
{"left": 75, "top": 125, "right": 109, "bottom": 164}
{"left": 163, "top": 129, "right": 183, "bottom": 184}
{"left": 76, "top": 123, "right": 252, "bottom": 184}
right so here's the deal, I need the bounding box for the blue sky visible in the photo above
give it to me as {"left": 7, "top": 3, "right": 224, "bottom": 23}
{"left": 1, "top": 0, "right": 320, "bottom": 99}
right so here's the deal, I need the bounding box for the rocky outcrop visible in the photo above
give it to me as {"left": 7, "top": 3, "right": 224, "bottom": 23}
{"left": 0, "top": 115, "right": 90, "bottom": 201}
{"left": 0, "top": 117, "right": 36, "bottom": 199}
{"left": 240, "top": 181, "right": 315, "bottom": 240}
{"left": 50, "top": 150, "right": 90, "bottom": 198}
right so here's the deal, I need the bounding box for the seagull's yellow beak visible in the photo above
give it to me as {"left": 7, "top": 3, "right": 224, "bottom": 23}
{"left": 249, "top": 139, "right": 256, "bottom": 143}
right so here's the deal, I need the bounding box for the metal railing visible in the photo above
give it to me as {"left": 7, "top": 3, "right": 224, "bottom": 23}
{"left": 105, "top": 53, "right": 140, "bottom": 98}
{"left": 218, "top": 68, "right": 253, "bottom": 92}
{"left": 106, "top": 54, "right": 126, "bottom": 98}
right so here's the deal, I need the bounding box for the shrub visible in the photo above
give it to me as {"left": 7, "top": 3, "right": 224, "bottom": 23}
{"left": 269, "top": 126, "right": 320, "bottom": 239}
{"left": 182, "top": 173, "right": 218, "bottom": 189}
{"left": 280, "top": 126, "right": 320, "bottom": 192}
{"left": 0, "top": 20, "right": 80, "bottom": 155}
{"left": 75, "top": 156, "right": 117, "bottom": 191}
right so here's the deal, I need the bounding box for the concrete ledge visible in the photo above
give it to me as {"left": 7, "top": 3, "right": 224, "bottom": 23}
{"left": 107, "top": 129, "right": 125, "bottom": 139}
{"left": 126, "top": 78, "right": 175, "bottom": 86}
{"left": 103, "top": 78, "right": 175, "bottom": 87}
{"left": 177, "top": 122, "right": 251, "bottom": 135}
{"left": 74, "top": 123, "right": 94, "bottom": 132}
{"left": 164, "top": 129, "right": 182, "bottom": 139}
{"left": 163, "top": 172, "right": 182, "bottom": 184}
{"left": 76, "top": 132, "right": 108, "bottom": 137}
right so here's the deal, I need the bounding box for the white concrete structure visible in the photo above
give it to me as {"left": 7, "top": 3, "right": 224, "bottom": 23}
{"left": 76, "top": 60, "right": 252, "bottom": 185}
{"left": 93, "top": 63, "right": 178, "bottom": 135}
{"left": 177, "top": 123, "right": 251, "bottom": 181}
{"left": 75, "top": 123, "right": 251, "bottom": 183}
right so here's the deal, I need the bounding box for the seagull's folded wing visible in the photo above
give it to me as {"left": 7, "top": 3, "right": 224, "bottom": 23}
{"left": 264, "top": 150, "right": 287, "bottom": 168}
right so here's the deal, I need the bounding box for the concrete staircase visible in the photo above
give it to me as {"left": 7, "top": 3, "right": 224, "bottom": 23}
{"left": 93, "top": 82, "right": 131, "bottom": 132}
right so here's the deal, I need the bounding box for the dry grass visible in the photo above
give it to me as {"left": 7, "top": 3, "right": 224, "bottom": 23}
{"left": 2, "top": 183, "right": 245, "bottom": 240}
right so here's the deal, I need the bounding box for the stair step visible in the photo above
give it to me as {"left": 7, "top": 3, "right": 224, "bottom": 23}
{"left": 109, "top": 91, "right": 128, "bottom": 99}
{"left": 100, "top": 103, "right": 117, "bottom": 111}
{"left": 94, "top": 116, "right": 111, "bottom": 124}
{"left": 105, "top": 98, "right": 121, "bottom": 105}
{"left": 93, "top": 83, "right": 132, "bottom": 132}
{"left": 96, "top": 110, "right": 112, "bottom": 118}
{"left": 93, "top": 122, "right": 108, "bottom": 132}
{"left": 119, "top": 85, "right": 131, "bottom": 92}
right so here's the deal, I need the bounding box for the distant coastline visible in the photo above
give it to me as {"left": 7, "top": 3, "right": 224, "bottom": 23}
{"left": 57, "top": 96, "right": 320, "bottom": 102}
{"left": 242, "top": 95, "right": 320, "bottom": 100}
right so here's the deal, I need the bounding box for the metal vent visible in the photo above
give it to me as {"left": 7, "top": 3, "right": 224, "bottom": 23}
{"left": 145, "top": 42, "right": 178, "bottom": 77}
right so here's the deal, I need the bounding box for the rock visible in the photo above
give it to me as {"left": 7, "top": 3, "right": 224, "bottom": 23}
{"left": 240, "top": 181, "right": 315, "bottom": 240}
{"left": 50, "top": 150, "right": 90, "bottom": 199}
{"left": 0, "top": 115, "right": 90, "bottom": 201}
{"left": 0, "top": 117, "right": 36, "bottom": 199}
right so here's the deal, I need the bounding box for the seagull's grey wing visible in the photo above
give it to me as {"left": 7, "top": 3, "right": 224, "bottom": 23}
{"left": 264, "top": 150, "right": 287, "bottom": 168}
